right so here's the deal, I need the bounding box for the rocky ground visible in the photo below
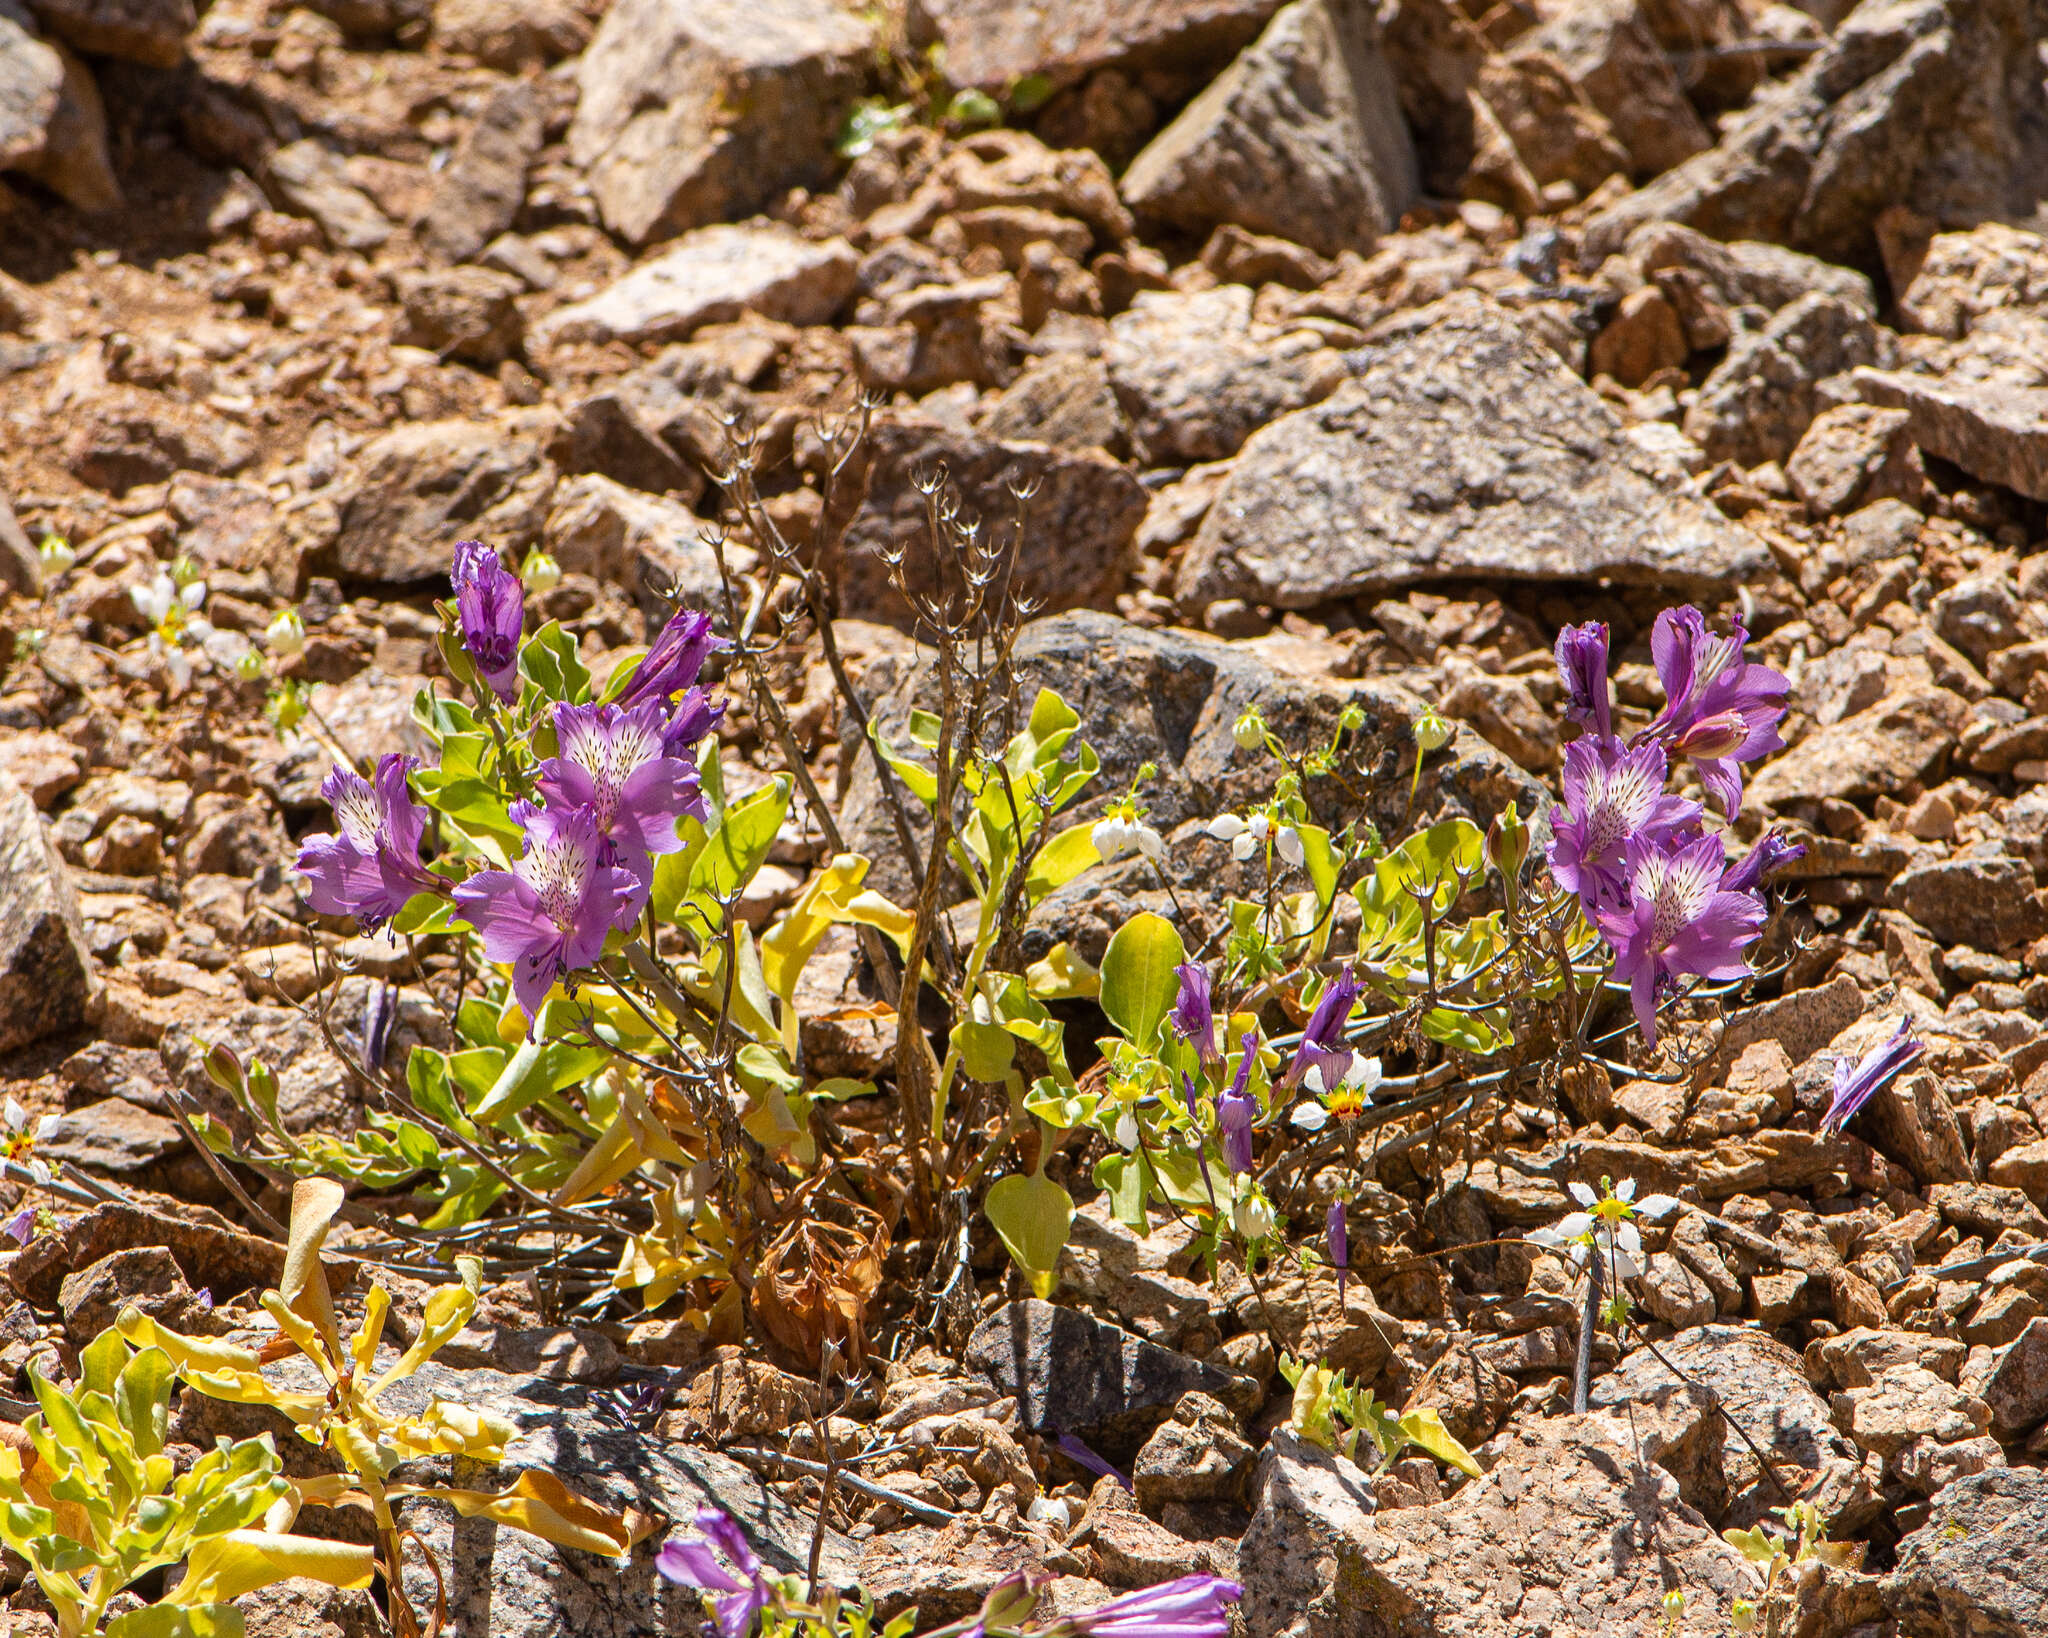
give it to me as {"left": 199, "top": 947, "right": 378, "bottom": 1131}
{"left": 3, "top": 0, "right": 2048, "bottom": 1634}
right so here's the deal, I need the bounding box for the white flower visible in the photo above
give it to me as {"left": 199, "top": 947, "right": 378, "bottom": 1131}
{"left": 1092, "top": 815, "right": 1165, "bottom": 864}
{"left": 1233, "top": 1189, "right": 1276, "bottom": 1241}
{"left": 1208, "top": 811, "right": 1305, "bottom": 867}
{"left": 1, "top": 1097, "right": 57, "bottom": 1187}
{"left": 265, "top": 609, "right": 306, "bottom": 657}
{"left": 1303, "top": 1054, "right": 1382, "bottom": 1103}
{"left": 1114, "top": 1106, "right": 1140, "bottom": 1151}
{"left": 1290, "top": 1102, "right": 1330, "bottom": 1132}
{"left": 1531, "top": 1176, "right": 1673, "bottom": 1280}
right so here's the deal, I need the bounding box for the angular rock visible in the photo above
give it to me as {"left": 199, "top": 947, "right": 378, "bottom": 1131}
{"left": 1683, "top": 294, "right": 1894, "bottom": 468}
{"left": 431, "top": 0, "right": 586, "bottom": 68}
{"left": 542, "top": 475, "right": 728, "bottom": 619}
{"left": 567, "top": 0, "right": 870, "bottom": 246}
{"left": 414, "top": 81, "right": 544, "bottom": 266}
{"left": 43, "top": 1096, "right": 184, "bottom": 1175}
{"left": 0, "top": 484, "right": 35, "bottom": 597}
{"left": 63, "top": 384, "right": 252, "bottom": 493}
{"left": 1831, "top": 1364, "right": 1991, "bottom": 1460}
{"left": 548, "top": 393, "right": 700, "bottom": 500}
{"left": 265, "top": 138, "right": 390, "bottom": 251}
{"left": 1841, "top": 367, "right": 2048, "bottom": 502}
{"left": 826, "top": 413, "right": 1146, "bottom": 626}
{"left": 1473, "top": 47, "right": 1625, "bottom": 196}
{"left": 966, "top": 1299, "right": 1255, "bottom": 1459}
{"left": 1979, "top": 1316, "right": 2048, "bottom": 1438}
{"left": 537, "top": 224, "right": 857, "bottom": 349}
{"left": 57, "top": 1245, "right": 209, "bottom": 1346}
{"left": 394, "top": 266, "right": 524, "bottom": 367}
{"left": 330, "top": 415, "right": 557, "bottom": 581}
{"left": 0, "top": 2, "right": 62, "bottom": 176}
{"left": 856, "top": 1520, "right": 1055, "bottom": 1623}
{"left": 1120, "top": 0, "right": 1418, "bottom": 259}
{"left": 1585, "top": 0, "right": 2048, "bottom": 266}
{"left": 1105, "top": 285, "right": 1346, "bottom": 465}
{"left": 11, "top": 1201, "right": 288, "bottom": 1309}
{"left": 1888, "top": 1468, "right": 2048, "bottom": 1638}
{"left": 1899, "top": 223, "right": 2048, "bottom": 339}
{"left": 1749, "top": 686, "right": 1968, "bottom": 807}
{"left": 0, "top": 768, "right": 94, "bottom": 1054}
{"left": 7, "top": 29, "right": 117, "bottom": 212}
{"left": 979, "top": 354, "right": 1130, "bottom": 455}
{"left": 908, "top": 0, "right": 1285, "bottom": 94}
{"left": 1239, "top": 1421, "right": 1746, "bottom": 1638}
{"left": 1133, "top": 1393, "right": 1256, "bottom": 1509}
{"left": 1173, "top": 299, "right": 1770, "bottom": 613}
{"left": 1888, "top": 853, "right": 2048, "bottom": 952}
{"left": 1592, "top": 1325, "right": 1878, "bottom": 1529}
{"left": 1786, "top": 403, "right": 1929, "bottom": 517}
{"left": 1518, "top": 0, "right": 1706, "bottom": 176}
{"left": 27, "top": 0, "right": 194, "bottom": 67}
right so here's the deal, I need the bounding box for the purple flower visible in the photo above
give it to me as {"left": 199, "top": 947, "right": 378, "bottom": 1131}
{"left": 1822, "top": 1018, "right": 1925, "bottom": 1135}
{"left": 297, "top": 754, "right": 442, "bottom": 929}
{"left": 2, "top": 1207, "right": 33, "bottom": 1246}
{"left": 1721, "top": 829, "right": 1808, "bottom": 895}
{"left": 618, "top": 609, "right": 723, "bottom": 713}
{"left": 1281, "top": 968, "right": 1360, "bottom": 1092}
{"left": 1554, "top": 621, "right": 1613, "bottom": 739}
{"left": 1548, "top": 737, "right": 1700, "bottom": 912}
{"left": 1054, "top": 1576, "right": 1244, "bottom": 1638}
{"left": 452, "top": 541, "right": 525, "bottom": 705}
{"left": 450, "top": 801, "right": 641, "bottom": 1024}
{"left": 1642, "top": 606, "right": 1788, "bottom": 817}
{"left": 658, "top": 685, "right": 724, "bottom": 759}
{"left": 1597, "top": 832, "right": 1766, "bottom": 1049}
{"left": 1055, "top": 1431, "right": 1132, "bottom": 1493}
{"left": 1215, "top": 1033, "right": 1258, "bottom": 1175}
{"left": 535, "top": 699, "right": 704, "bottom": 888}
{"left": 1327, "top": 1199, "right": 1349, "bottom": 1303}
{"left": 655, "top": 1508, "right": 774, "bottom": 1638}
{"left": 1168, "top": 962, "right": 1217, "bottom": 1067}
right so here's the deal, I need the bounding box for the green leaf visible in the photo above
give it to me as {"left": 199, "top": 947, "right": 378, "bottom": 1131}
{"left": 686, "top": 777, "right": 791, "bottom": 928}
{"left": 1099, "top": 913, "right": 1187, "bottom": 1053}
{"left": 1024, "top": 820, "right": 1100, "bottom": 897}
{"left": 107, "top": 1605, "right": 247, "bottom": 1638}
{"left": 984, "top": 1172, "right": 1073, "bottom": 1299}
{"left": 518, "top": 620, "right": 590, "bottom": 704}
{"left": 114, "top": 1345, "right": 173, "bottom": 1459}
{"left": 869, "top": 721, "right": 939, "bottom": 808}
{"left": 952, "top": 1021, "right": 1015, "bottom": 1083}
{"left": 1094, "top": 1148, "right": 1154, "bottom": 1230}
{"left": 390, "top": 891, "right": 456, "bottom": 936}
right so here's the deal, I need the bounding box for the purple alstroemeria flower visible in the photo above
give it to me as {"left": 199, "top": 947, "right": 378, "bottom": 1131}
{"left": 1053, "top": 1575, "right": 1245, "bottom": 1638}
{"left": 1168, "top": 962, "right": 1218, "bottom": 1067}
{"left": 1055, "top": 1431, "right": 1132, "bottom": 1493}
{"left": 658, "top": 684, "right": 725, "bottom": 759}
{"left": 1281, "top": 968, "right": 1360, "bottom": 1092}
{"left": 450, "top": 801, "right": 640, "bottom": 1023}
{"left": 1641, "top": 605, "right": 1788, "bottom": 817}
{"left": 1821, "top": 1018, "right": 1925, "bottom": 1135}
{"left": 1596, "top": 832, "right": 1766, "bottom": 1049}
{"left": 655, "top": 1508, "right": 774, "bottom": 1638}
{"left": 1327, "top": 1199, "right": 1349, "bottom": 1304}
{"left": 297, "top": 754, "right": 442, "bottom": 930}
{"left": 1548, "top": 737, "right": 1700, "bottom": 912}
{"left": 451, "top": 541, "right": 525, "bottom": 705}
{"left": 535, "top": 699, "right": 703, "bottom": 888}
{"left": 1721, "top": 829, "right": 1808, "bottom": 895}
{"left": 2, "top": 1207, "right": 34, "bottom": 1246}
{"left": 1554, "top": 620, "right": 1613, "bottom": 739}
{"left": 1215, "top": 1033, "right": 1259, "bottom": 1176}
{"left": 618, "top": 608, "right": 725, "bottom": 713}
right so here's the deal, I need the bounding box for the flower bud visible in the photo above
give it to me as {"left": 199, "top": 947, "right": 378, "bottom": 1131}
{"left": 1232, "top": 705, "right": 1265, "bottom": 751}
{"left": 265, "top": 609, "right": 306, "bottom": 657}
{"left": 1337, "top": 702, "right": 1366, "bottom": 735}
{"left": 170, "top": 554, "right": 202, "bottom": 590}
{"left": 16, "top": 627, "right": 46, "bottom": 654}
{"left": 1487, "top": 800, "right": 1529, "bottom": 888}
{"left": 234, "top": 649, "right": 265, "bottom": 681}
{"left": 1731, "top": 1599, "right": 1757, "bottom": 1634}
{"left": 203, "top": 1042, "right": 246, "bottom": 1095}
{"left": 36, "top": 536, "right": 73, "bottom": 584}
{"left": 520, "top": 548, "right": 563, "bottom": 594}
{"left": 1413, "top": 706, "right": 1452, "bottom": 754}
{"left": 266, "top": 681, "right": 308, "bottom": 733}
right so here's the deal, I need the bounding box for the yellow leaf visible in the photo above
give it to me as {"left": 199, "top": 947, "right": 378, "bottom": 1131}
{"left": 410, "top": 1471, "right": 632, "bottom": 1558}
{"left": 281, "top": 1178, "right": 347, "bottom": 1362}
{"left": 115, "top": 1312, "right": 261, "bottom": 1376}
{"left": 370, "top": 1259, "right": 482, "bottom": 1392}
{"left": 173, "top": 1530, "right": 375, "bottom": 1605}
{"left": 552, "top": 1108, "right": 643, "bottom": 1207}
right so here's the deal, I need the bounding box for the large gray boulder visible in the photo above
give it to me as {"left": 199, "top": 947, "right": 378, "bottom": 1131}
{"left": 0, "top": 768, "right": 95, "bottom": 1056}
{"left": 567, "top": 0, "right": 870, "bottom": 246}
{"left": 1120, "top": 0, "right": 1417, "bottom": 258}
{"left": 1172, "top": 299, "right": 1770, "bottom": 615}
{"left": 1887, "top": 1468, "right": 2048, "bottom": 1638}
